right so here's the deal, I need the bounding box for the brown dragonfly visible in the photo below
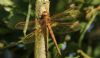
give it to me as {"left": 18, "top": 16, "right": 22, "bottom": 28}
{"left": 15, "top": 8, "right": 81, "bottom": 55}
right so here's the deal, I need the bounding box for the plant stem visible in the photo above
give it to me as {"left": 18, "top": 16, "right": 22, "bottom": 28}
{"left": 34, "top": 0, "right": 50, "bottom": 58}
{"left": 78, "top": 11, "right": 97, "bottom": 47}
{"left": 23, "top": 0, "right": 31, "bottom": 36}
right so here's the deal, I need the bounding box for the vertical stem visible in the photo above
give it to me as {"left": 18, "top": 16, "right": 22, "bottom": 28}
{"left": 23, "top": 0, "right": 31, "bottom": 36}
{"left": 34, "top": 0, "right": 50, "bottom": 58}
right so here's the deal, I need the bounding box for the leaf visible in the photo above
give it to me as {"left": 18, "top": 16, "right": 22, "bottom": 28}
{"left": 91, "top": 0, "right": 100, "bottom": 5}
{"left": 94, "top": 45, "right": 100, "bottom": 57}
{"left": 0, "top": 0, "right": 13, "bottom": 6}
{"left": 4, "top": 6, "right": 12, "bottom": 12}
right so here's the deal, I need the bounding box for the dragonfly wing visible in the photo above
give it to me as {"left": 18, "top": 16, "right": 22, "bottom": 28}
{"left": 15, "top": 21, "right": 35, "bottom": 30}
{"left": 52, "top": 21, "right": 81, "bottom": 33}
{"left": 18, "top": 31, "right": 35, "bottom": 44}
{"left": 51, "top": 8, "right": 80, "bottom": 22}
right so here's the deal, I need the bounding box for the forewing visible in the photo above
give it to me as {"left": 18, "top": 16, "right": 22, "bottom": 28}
{"left": 15, "top": 21, "right": 35, "bottom": 30}
{"left": 52, "top": 21, "right": 81, "bottom": 34}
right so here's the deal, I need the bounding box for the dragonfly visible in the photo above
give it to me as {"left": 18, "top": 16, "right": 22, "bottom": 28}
{"left": 15, "top": 7, "right": 81, "bottom": 55}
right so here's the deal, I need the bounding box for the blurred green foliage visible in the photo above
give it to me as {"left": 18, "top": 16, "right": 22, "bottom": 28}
{"left": 0, "top": 0, "right": 100, "bottom": 58}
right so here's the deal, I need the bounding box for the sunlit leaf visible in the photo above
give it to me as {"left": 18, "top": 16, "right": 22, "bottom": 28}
{"left": 91, "top": 0, "right": 100, "bottom": 5}
{"left": 4, "top": 7, "right": 12, "bottom": 12}
{"left": 0, "top": 0, "right": 13, "bottom": 6}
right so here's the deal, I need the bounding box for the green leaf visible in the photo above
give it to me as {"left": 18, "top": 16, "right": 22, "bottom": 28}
{"left": 0, "top": 0, "right": 13, "bottom": 6}
{"left": 91, "top": 0, "right": 100, "bottom": 5}
{"left": 4, "top": 6, "right": 12, "bottom": 12}
{"left": 94, "top": 45, "right": 100, "bottom": 57}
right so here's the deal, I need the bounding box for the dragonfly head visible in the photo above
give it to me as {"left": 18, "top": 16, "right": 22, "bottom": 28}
{"left": 41, "top": 11, "right": 49, "bottom": 19}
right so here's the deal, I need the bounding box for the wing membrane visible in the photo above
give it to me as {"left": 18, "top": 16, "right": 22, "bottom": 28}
{"left": 15, "top": 20, "right": 80, "bottom": 32}
{"left": 15, "top": 8, "right": 80, "bottom": 32}
{"left": 15, "top": 21, "right": 35, "bottom": 30}
{"left": 52, "top": 21, "right": 81, "bottom": 33}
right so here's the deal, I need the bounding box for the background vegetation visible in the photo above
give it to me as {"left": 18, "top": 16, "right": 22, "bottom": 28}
{"left": 0, "top": 0, "right": 100, "bottom": 58}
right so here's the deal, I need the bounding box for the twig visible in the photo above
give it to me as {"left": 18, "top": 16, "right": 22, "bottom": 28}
{"left": 35, "top": 0, "right": 50, "bottom": 58}
{"left": 23, "top": 0, "right": 32, "bottom": 36}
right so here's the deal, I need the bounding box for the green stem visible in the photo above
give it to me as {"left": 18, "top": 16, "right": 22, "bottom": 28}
{"left": 78, "top": 11, "right": 97, "bottom": 47}
{"left": 23, "top": 0, "right": 32, "bottom": 36}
